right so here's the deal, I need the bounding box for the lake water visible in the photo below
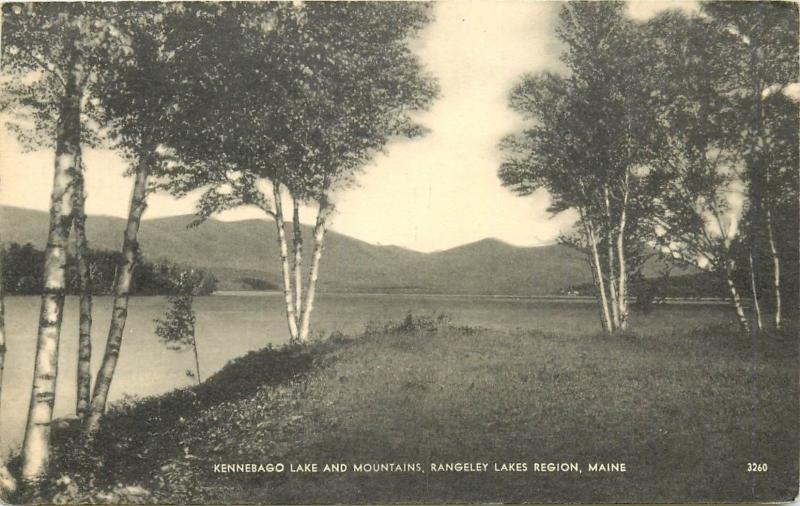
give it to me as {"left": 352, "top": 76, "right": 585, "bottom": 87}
{"left": 0, "top": 293, "right": 733, "bottom": 452}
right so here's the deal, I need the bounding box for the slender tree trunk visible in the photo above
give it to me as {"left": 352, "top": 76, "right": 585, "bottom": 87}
{"left": 603, "top": 187, "right": 620, "bottom": 331}
{"left": 292, "top": 195, "right": 303, "bottom": 325}
{"left": 606, "top": 240, "right": 620, "bottom": 331}
{"left": 84, "top": 154, "right": 150, "bottom": 435}
{"left": 0, "top": 242, "right": 15, "bottom": 499}
{"left": 725, "top": 259, "right": 750, "bottom": 333}
{"left": 21, "top": 55, "right": 84, "bottom": 481}
{"left": 191, "top": 335, "right": 201, "bottom": 385}
{"left": 616, "top": 183, "right": 629, "bottom": 331}
{"left": 764, "top": 183, "right": 781, "bottom": 329}
{"left": 748, "top": 251, "right": 764, "bottom": 331}
{"left": 298, "top": 198, "right": 332, "bottom": 342}
{"left": 583, "top": 218, "right": 612, "bottom": 332}
{"left": 73, "top": 162, "right": 92, "bottom": 420}
{"left": 0, "top": 236, "right": 6, "bottom": 427}
{"left": 272, "top": 183, "right": 299, "bottom": 341}
{"left": 0, "top": 239, "right": 13, "bottom": 504}
{"left": 747, "top": 43, "right": 765, "bottom": 332}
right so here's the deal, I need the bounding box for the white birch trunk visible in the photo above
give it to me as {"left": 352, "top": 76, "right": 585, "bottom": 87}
{"left": 765, "top": 197, "right": 781, "bottom": 329}
{"left": 272, "top": 183, "right": 299, "bottom": 341}
{"left": 73, "top": 164, "right": 92, "bottom": 420}
{"left": 584, "top": 218, "right": 612, "bottom": 332}
{"left": 726, "top": 259, "right": 751, "bottom": 333}
{"left": 292, "top": 196, "right": 303, "bottom": 325}
{"left": 747, "top": 44, "right": 764, "bottom": 332}
{"left": 603, "top": 187, "right": 620, "bottom": 331}
{"left": 0, "top": 235, "right": 6, "bottom": 433}
{"left": 298, "top": 199, "right": 331, "bottom": 342}
{"left": 84, "top": 154, "right": 150, "bottom": 435}
{"left": 606, "top": 239, "right": 620, "bottom": 331}
{"left": 616, "top": 181, "right": 629, "bottom": 331}
{"left": 21, "top": 56, "right": 84, "bottom": 480}
{"left": 748, "top": 251, "right": 764, "bottom": 331}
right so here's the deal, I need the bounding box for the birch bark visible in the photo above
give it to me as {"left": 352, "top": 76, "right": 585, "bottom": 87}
{"left": 272, "top": 183, "right": 299, "bottom": 341}
{"left": 726, "top": 258, "right": 751, "bottom": 333}
{"left": 0, "top": 236, "right": 6, "bottom": 435}
{"left": 603, "top": 186, "right": 620, "bottom": 331}
{"left": 85, "top": 152, "right": 151, "bottom": 435}
{"left": 583, "top": 217, "right": 612, "bottom": 332}
{"left": 73, "top": 161, "right": 93, "bottom": 420}
{"left": 616, "top": 180, "right": 629, "bottom": 330}
{"left": 765, "top": 204, "right": 781, "bottom": 329}
{"left": 22, "top": 52, "right": 84, "bottom": 480}
{"left": 292, "top": 196, "right": 303, "bottom": 325}
{"left": 298, "top": 198, "right": 331, "bottom": 341}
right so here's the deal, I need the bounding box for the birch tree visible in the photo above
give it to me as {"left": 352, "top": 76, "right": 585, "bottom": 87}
{"left": 1, "top": 2, "right": 126, "bottom": 480}
{"left": 0, "top": 237, "right": 14, "bottom": 501}
{"left": 3, "top": 11, "right": 85, "bottom": 476}
{"left": 644, "top": 5, "right": 799, "bottom": 331}
{"left": 163, "top": 2, "right": 437, "bottom": 342}
{"left": 0, "top": 241, "right": 4, "bottom": 424}
{"left": 702, "top": 2, "right": 799, "bottom": 330}
{"left": 642, "top": 11, "right": 752, "bottom": 331}
{"left": 500, "top": 2, "right": 655, "bottom": 333}
{"left": 73, "top": 159, "right": 92, "bottom": 420}
{"left": 559, "top": 2, "right": 658, "bottom": 331}
{"left": 83, "top": 4, "right": 185, "bottom": 435}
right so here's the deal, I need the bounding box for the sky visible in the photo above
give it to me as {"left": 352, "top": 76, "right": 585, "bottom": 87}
{"left": 0, "top": 0, "right": 698, "bottom": 253}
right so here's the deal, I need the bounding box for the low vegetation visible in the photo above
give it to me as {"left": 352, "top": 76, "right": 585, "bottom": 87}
{"left": 9, "top": 314, "right": 797, "bottom": 504}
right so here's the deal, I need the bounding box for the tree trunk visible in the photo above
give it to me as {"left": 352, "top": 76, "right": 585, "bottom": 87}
{"left": 272, "top": 183, "right": 299, "bottom": 341}
{"left": 725, "top": 259, "right": 750, "bottom": 333}
{"left": 764, "top": 183, "right": 781, "bottom": 329}
{"left": 298, "top": 198, "right": 332, "bottom": 342}
{"left": 616, "top": 182, "right": 629, "bottom": 331}
{"left": 0, "top": 236, "right": 6, "bottom": 429}
{"left": 84, "top": 154, "right": 150, "bottom": 435}
{"left": 747, "top": 43, "right": 765, "bottom": 332}
{"left": 606, "top": 240, "right": 620, "bottom": 331}
{"left": 748, "top": 251, "right": 764, "bottom": 331}
{"left": 73, "top": 162, "right": 93, "bottom": 420}
{"left": 584, "top": 218, "right": 612, "bottom": 332}
{"left": 0, "top": 237, "right": 13, "bottom": 503}
{"left": 292, "top": 195, "right": 303, "bottom": 326}
{"left": 21, "top": 55, "right": 84, "bottom": 481}
{"left": 603, "top": 186, "right": 620, "bottom": 331}
{"left": 191, "top": 335, "right": 201, "bottom": 385}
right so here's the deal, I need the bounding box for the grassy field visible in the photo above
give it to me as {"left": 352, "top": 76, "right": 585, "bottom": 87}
{"left": 12, "top": 314, "right": 798, "bottom": 504}
{"left": 1, "top": 294, "right": 734, "bottom": 451}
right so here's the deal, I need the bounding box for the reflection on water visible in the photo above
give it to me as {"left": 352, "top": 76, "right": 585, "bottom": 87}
{"left": 1, "top": 293, "right": 733, "bottom": 452}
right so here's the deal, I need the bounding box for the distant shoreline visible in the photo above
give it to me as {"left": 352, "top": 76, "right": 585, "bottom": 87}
{"left": 5, "top": 291, "right": 730, "bottom": 305}
{"left": 210, "top": 290, "right": 730, "bottom": 305}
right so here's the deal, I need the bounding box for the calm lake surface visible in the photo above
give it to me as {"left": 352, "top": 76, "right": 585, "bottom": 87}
{"left": 1, "top": 293, "right": 733, "bottom": 452}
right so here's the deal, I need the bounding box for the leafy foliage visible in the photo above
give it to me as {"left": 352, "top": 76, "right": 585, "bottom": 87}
{"left": 2, "top": 242, "right": 217, "bottom": 295}
{"left": 154, "top": 269, "right": 205, "bottom": 381}
{"left": 158, "top": 2, "right": 438, "bottom": 214}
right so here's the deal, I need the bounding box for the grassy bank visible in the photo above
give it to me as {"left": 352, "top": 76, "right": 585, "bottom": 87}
{"left": 12, "top": 314, "right": 798, "bottom": 504}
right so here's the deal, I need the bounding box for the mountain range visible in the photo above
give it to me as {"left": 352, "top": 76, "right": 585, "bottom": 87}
{"left": 1, "top": 205, "right": 670, "bottom": 295}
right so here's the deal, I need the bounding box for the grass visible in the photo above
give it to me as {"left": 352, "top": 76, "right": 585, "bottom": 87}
{"left": 11, "top": 313, "right": 799, "bottom": 504}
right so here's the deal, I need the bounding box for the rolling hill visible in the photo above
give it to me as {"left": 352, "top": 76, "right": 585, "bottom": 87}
{"left": 1, "top": 205, "right": 607, "bottom": 295}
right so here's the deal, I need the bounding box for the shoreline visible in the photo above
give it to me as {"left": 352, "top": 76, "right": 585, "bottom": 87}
{"left": 209, "top": 290, "right": 730, "bottom": 305}
{"left": 4, "top": 291, "right": 731, "bottom": 305}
